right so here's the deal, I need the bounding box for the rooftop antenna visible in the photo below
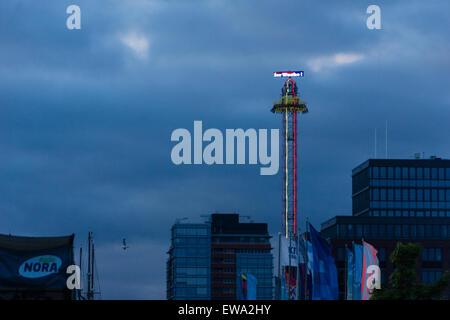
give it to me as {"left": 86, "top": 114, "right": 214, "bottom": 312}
{"left": 385, "top": 120, "right": 388, "bottom": 159}
{"left": 175, "top": 217, "right": 188, "bottom": 224}
{"left": 374, "top": 128, "right": 377, "bottom": 158}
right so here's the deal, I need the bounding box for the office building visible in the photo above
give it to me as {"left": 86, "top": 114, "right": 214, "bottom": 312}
{"left": 321, "top": 158, "right": 450, "bottom": 299}
{"left": 167, "top": 213, "right": 273, "bottom": 300}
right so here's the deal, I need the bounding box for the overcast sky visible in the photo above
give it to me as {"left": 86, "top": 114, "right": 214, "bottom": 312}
{"left": 0, "top": 0, "right": 449, "bottom": 299}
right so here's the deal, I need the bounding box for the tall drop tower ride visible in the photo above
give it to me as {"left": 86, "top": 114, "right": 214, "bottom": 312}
{"left": 272, "top": 71, "right": 308, "bottom": 239}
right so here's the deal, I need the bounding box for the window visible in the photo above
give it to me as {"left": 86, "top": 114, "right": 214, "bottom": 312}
{"left": 373, "top": 189, "right": 379, "bottom": 201}
{"left": 395, "top": 167, "right": 401, "bottom": 179}
{"left": 402, "top": 167, "right": 408, "bottom": 179}
{"left": 422, "top": 248, "right": 428, "bottom": 261}
{"left": 387, "top": 225, "right": 394, "bottom": 237}
{"left": 388, "top": 189, "right": 394, "bottom": 201}
{"left": 424, "top": 168, "right": 430, "bottom": 179}
{"left": 347, "top": 224, "right": 354, "bottom": 236}
{"left": 417, "top": 189, "right": 423, "bottom": 201}
{"left": 410, "top": 225, "right": 416, "bottom": 238}
{"left": 395, "top": 225, "right": 401, "bottom": 237}
{"left": 410, "top": 188, "right": 416, "bottom": 201}
{"left": 436, "top": 248, "right": 442, "bottom": 261}
{"left": 380, "top": 188, "right": 386, "bottom": 201}
{"left": 337, "top": 248, "right": 345, "bottom": 261}
{"left": 379, "top": 224, "right": 386, "bottom": 236}
{"left": 409, "top": 167, "right": 416, "bottom": 179}
{"left": 417, "top": 225, "right": 424, "bottom": 238}
{"left": 372, "top": 167, "right": 379, "bottom": 179}
{"left": 395, "top": 189, "right": 401, "bottom": 201}
{"left": 429, "top": 248, "right": 436, "bottom": 261}
{"left": 356, "top": 224, "right": 362, "bottom": 237}
{"left": 388, "top": 167, "right": 394, "bottom": 179}
{"left": 424, "top": 189, "right": 430, "bottom": 201}
{"left": 378, "top": 248, "right": 386, "bottom": 262}
{"left": 380, "top": 167, "right": 386, "bottom": 179}
{"left": 364, "top": 224, "right": 371, "bottom": 237}
{"left": 439, "top": 189, "right": 445, "bottom": 202}
{"left": 402, "top": 225, "right": 409, "bottom": 237}
{"left": 431, "top": 168, "right": 437, "bottom": 179}
{"left": 432, "top": 189, "right": 438, "bottom": 201}
{"left": 403, "top": 189, "right": 409, "bottom": 201}
{"left": 371, "top": 224, "right": 378, "bottom": 237}
{"left": 442, "top": 225, "right": 448, "bottom": 238}
{"left": 425, "top": 225, "right": 433, "bottom": 238}
{"left": 439, "top": 168, "right": 445, "bottom": 180}
{"left": 417, "top": 167, "right": 423, "bottom": 179}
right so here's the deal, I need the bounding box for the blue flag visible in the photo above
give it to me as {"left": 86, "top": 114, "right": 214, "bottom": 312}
{"left": 346, "top": 247, "right": 354, "bottom": 300}
{"left": 246, "top": 273, "right": 257, "bottom": 300}
{"left": 353, "top": 243, "right": 363, "bottom": 300}
{"left": 308, "top": 223, "right": 339, "bottom": 300}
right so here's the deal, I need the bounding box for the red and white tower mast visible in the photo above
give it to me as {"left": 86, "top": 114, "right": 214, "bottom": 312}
{"left": 272, "top": 71, "right": 308, "bottom": 239}
{"left": 272, "top": 71, "right": 308, "bottom": 300}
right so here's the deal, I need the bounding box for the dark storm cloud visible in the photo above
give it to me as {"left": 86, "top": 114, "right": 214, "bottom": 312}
{"left": 0, "top": 0, "right": 449, "bottom": 298}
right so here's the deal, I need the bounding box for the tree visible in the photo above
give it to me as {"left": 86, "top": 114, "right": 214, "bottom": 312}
{"left": 371, "top": 242, "right": 450, "bottom": 300}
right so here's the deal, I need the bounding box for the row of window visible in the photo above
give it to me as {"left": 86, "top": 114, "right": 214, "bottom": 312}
{"left": 339, "top": 223, "right": 450, "bottom": 239}
{"left": 336, "top": 247, "right": 387, "bottom": 262}
{"left": 422, "top": 248, "right": 443, "bottom": 262}
{"left": 174, "top": 237, "right": 209, "bottom": 245}
{"left": 422, "top": 270, "right": 443, "bottom": 284}
{"left": 174, "top": 257, "right": 209, "bottom": 266}
{"left": 174, "top": 247, "right": 210, "bottom": 256}
{"left": 371, "top": 179, "right": 450, "bottom": 188}
{"left": 372, "top": 188, "right": 450, "bottom": 202}
{"left": 371, "top": 167, "right": 450, "bottom": 180}
{"left": 212, "top": 248, "right": 270, "bottom": 254}
{"left": 173, "top": 227, "right": 209, "bottom": 237}
{"left": 212, "top": 237, "right": 269, "bottom": 243}
{"left": 174, "top": 287, "right": 208, "bottom": 297}
{"left": 371, "top": 210, "right": 450, "bottom": 217}
{"left": 176, "top": 267, "right": 208, "bottom": 276}
{"left": 337, "top": 247, "right": 443, "bottom": 263}
{"left": 371, "top": 201, "right": 450, "bottom": 210}
{"left": 175, "top": 277, "right": 208, "bottom": 286}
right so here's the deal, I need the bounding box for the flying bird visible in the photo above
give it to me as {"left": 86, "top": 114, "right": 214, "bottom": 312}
{"left": 122, "top": 238, "right": 129, "bottom": 250}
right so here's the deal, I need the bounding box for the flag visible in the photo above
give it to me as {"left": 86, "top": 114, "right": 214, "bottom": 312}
{"left": 353, "top": 243, "right": 363, "bottom": 300}
{"left": 308, "top": 223, "right": 339, "bottom": 300}
{"left": 346, "top": 247, "right": 354, "bottom": 300}
{"left": 361, "top": 241, "right": 379, "bottom": 300}
{"left": 280, "top": 236, "right": 297, "bottom": 267}
{"left": 246, "top": 273, "right": 257, "bottom": 300}
{"left": 280, "top": 272, "right": 289, "bottom": 300}
{"left": 239, "top": 273, "right": 247, "bottom": 300}
{"left": 297, "top": 236, "right": 308, "bottom": 300}
{"left": 304, "top": 240, "right": 314, "bottom": 300}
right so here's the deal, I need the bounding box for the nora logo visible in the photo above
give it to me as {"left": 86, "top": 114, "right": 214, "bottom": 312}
{"left": 19, "top": 255, "right": 62, "bottom": 279}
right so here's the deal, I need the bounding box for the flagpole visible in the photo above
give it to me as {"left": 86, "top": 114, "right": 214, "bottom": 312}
{"left": 305, "top": 217, "right": 309, "bottom": 300}
{"left": 296, "top": 232, "right": 300, "bottom": 300}
{"left": 278, "top": 232, "right": 281, "bottom": 300}
{"left": 352, "top": 240, "right": 355, "bottom": 301}
{"left": 344, "top": 244, "right": 347, "bottom": 300}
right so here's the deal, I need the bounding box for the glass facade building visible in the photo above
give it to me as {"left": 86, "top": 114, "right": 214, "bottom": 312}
{"left": 352, "top": 158, "right": 450, "bottom": 217}
{"left": 166, "top": 223, "right": 211, "bottom": 300}
{"left": 321, "top": 158, "right": 450, "bottom": 299}
{"left": 167, "top": 214, "right": 273, "bottom": 300}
